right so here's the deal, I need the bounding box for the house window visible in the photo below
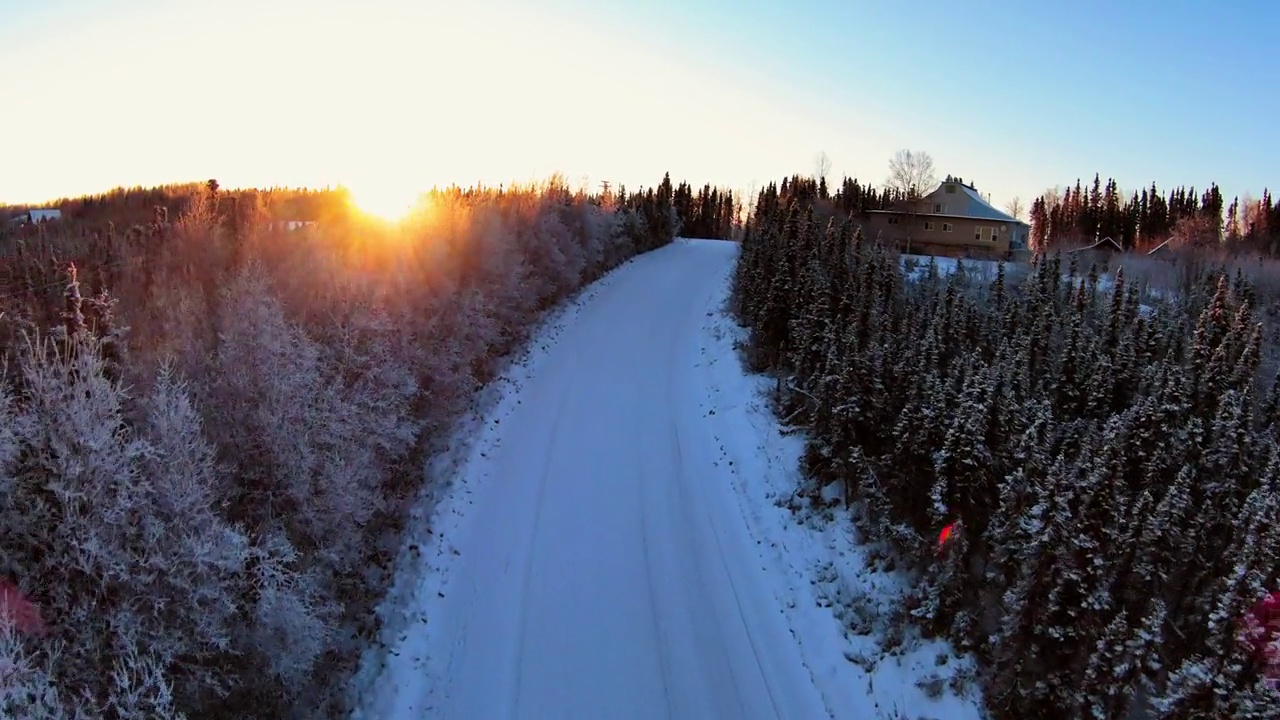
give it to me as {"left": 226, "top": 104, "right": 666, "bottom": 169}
{"left": 888, "top": 216, "right": 899, "bottom": 225}
{"left": 945, "top": 184, "right": 956, "bottom": 194}
{"left": 933, "top": 203, "right": 945, "bottom": 213}
{"left": 924, "top": 221, "right": 935, "bottom": 231}
{"left": 975, "top": 227, "right": 983, "bottom": 241}
{"left": 942, "top": 223, "right": 953, "bottom": 232}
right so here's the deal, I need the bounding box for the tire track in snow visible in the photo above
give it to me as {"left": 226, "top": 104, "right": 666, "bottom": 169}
{"left": 508, "top": 328, "right": 581, "bottom": 719}
{"left": 640, "top": 417, "right": 677, "bottom": 720}
{"left": 504, "top": 263, "right": 655, "bottom": 717}
{"left": 698, "top": 456, "right": 785, "bottom": 720}
{"left": 663, "top": 292, "right": 750, "bottom": 720}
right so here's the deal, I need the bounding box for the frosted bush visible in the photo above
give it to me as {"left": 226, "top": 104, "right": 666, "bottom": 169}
{"left": 1, "top": 334, "right": 250, "bottom": 712}
{"left": 211, "top": 267, "right": 383, "bottom": 567}
{"left": 239, "top": 531, "right": 335, "bottom": 692}
{"left": 0, "top": 179, "right": 680, "bottom": 717}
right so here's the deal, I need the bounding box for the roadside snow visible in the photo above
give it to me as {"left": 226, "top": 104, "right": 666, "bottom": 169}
{"left": 351, "top": 239, "right": 984, "bottom": 720}
{"left": 694, "top": 269, "right": 984, "bottom": 720}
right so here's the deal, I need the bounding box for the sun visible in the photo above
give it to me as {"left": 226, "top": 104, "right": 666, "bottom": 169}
{"left": 348, "top": 183, "right": 423, "bottom": 222}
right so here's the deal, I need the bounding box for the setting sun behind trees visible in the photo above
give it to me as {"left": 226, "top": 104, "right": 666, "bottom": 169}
{"left": 347, "top": 182, "right": 424, "bottom": 223}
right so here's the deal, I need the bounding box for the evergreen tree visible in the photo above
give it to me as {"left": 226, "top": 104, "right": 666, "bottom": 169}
{"left": 732, "top": 178, "right": 1280, "bottom": 720}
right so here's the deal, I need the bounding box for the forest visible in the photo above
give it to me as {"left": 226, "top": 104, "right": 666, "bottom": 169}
{"left": 0, "top": 174, "right": 734, "bottom": 718}
{"left": 1029, "top": 174, "right": 1280, "bottom": 255}
{"left": 734, "top": 178, "right": 1280, "bottom": 719}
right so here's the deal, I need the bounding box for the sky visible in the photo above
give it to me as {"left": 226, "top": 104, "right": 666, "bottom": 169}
{"left": 1, "top": 0, "right": 1276, "bottom": 216}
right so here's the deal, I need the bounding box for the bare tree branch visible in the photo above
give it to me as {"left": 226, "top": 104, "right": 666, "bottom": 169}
{"left": 814, "top": 151, "right": 832, "bottom": 184}
{"left": 886, "top": 149, "right": 937, "bottom": 202}
{"left": 1005, "top": 196, "right": 1025, "bottom": 221}
{"left": 887, "top": 149, "right": 936, "bottom": 255}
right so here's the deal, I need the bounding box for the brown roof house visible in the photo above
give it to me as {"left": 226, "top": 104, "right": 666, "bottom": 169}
{"left": 860, "top": 179, "right": 1030, "bottom": 260}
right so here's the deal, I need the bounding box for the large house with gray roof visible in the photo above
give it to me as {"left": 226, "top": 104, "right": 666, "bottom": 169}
{"left": 860, "top": 179, "right": 1030, "bottom": 259}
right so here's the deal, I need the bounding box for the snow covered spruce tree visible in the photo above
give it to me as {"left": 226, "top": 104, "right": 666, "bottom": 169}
{"left": 732, "top": 183, "right": 1280, "bottom": 720}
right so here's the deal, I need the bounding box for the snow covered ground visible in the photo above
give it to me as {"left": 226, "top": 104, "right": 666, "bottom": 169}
{"left": 351, "top": 239, "right": 983, "bottom": 720}
{"left": 900, "top": 253, "right": 1007, "bottom": 282}
{"left": 899, "top": 251, "right": 1164, "bottom": 310}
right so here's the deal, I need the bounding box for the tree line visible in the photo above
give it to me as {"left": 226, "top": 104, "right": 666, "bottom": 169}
{"left": 1030, "top": 173, "right": 1280, "bottom": 255}
{"left": 672, "top": 180, "right": 738, "bottom": 239}
{"left": 734, "top": 180, "right": 1280, "bottom": 719}
{"left": 3, "top": 173, "right": 739, "bottom": 246}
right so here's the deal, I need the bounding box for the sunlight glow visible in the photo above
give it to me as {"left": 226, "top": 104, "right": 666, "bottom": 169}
{"left": 349, "top": 183, "right": 422, "bottom": 223}
{"left": 0, "top": 0, "right": 932, "bottom": 207}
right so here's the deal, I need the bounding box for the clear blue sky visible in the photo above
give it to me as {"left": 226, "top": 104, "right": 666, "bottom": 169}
{"left": 1, "top": 0, "right": 1275, "bottom": 213}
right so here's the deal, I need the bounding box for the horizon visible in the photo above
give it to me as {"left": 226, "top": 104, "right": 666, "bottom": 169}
{"left": 2, "top": 0, "right": 1276, "bottom": 215}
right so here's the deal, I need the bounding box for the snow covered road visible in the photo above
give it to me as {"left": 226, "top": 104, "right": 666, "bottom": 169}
{"left": 353, "top": 238, "right": 983, "bottom": 720}
{"left": 360, "top": 240, "right": 830, "bottom": 719}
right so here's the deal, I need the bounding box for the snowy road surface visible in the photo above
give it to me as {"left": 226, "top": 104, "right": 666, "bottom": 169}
{"left": 355, "top": 239, "right": 983, "bottom": 720}
{"left": 365, "top": 240, "right": 831, "bottom": 719}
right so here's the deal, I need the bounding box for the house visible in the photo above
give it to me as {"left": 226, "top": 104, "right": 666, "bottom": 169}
{"left": 860, "top": 180, "right": 1030, "bottom": 259}
{"left": 7, "top": 208, "right": 62, "bottom": 226}
{"left": 265, "top": 220, "right": 317, "bottom": 232}
{"left": 1067, "top": 236, "right": 1124, "bottom": 254}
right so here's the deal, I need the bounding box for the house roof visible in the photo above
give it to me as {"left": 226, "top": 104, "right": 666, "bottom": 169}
{"left": 865, "top": 209, "right": 1016, "bottom": 223}
{"left": 1067, "top": 236, "right": 1124, "bottom": 253}
{"left": 866, "top": 210, "right": 1028, "bottom": 227}
{"left": 7, "top": 209, "right": 62, "bottom": 225}
{"left": 873, "top": 181, "right": 1029, "bottom": 226}
{"left": 953, "top": 184, "right": 1026, "bottom": 225}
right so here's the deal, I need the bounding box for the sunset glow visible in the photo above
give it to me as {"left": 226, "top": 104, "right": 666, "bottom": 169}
{"left": 349, "top": 183, "right": 422, "bottom": 223}
{"left": 2, "top": 0, "right": 1273, "bottom": 212}
{"left": 0, "top": 0, "right": 934, "bottom": 207}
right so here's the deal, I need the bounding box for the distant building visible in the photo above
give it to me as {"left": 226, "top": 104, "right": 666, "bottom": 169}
{"left": 860, "top": 180, "right": 1030, "bottom": 259}
{"left": 7, "top": 208, "right": 62, "bottom": 226}
{"left": 266, "top": 220, "right": 317, "bottom": 232}
{"left": 1066, "top": 236, "right": 1124, "bottom": 254}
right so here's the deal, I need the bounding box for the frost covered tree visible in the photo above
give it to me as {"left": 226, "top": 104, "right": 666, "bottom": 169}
{"left": 732, "top": 179, "right": 1280, "bottom": 719}
{"left": 0, "top": 174, "right": 686, "bottom": 717}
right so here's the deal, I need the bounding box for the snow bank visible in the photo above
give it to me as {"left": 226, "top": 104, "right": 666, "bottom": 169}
{"left": 694, "top": 268, "right": 985, "bottom": 720}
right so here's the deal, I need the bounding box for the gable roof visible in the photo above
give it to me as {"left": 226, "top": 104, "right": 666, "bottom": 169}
{"left": 872, "top": 181, "right": 1029, "bottom": 226}
{"left": 1067, "top": 236, "right": 1124, "bottom": 253}
{"left": 10, "top": 209, "right": 62, "bottom": 224}
{"left": 951, "top": 184, "right": 1025, "bottom": 225}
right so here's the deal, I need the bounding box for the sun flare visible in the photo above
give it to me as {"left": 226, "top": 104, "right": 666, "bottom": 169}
{"left": 348, "top": 184, "right": 423, "bottom": 222}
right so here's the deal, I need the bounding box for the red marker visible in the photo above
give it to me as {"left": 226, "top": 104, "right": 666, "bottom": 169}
{"left": 937, "top": 522, "right": 958, "bottom": 551}
{"left": 0, "top": 581, "right": 45, "bottom": 637}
